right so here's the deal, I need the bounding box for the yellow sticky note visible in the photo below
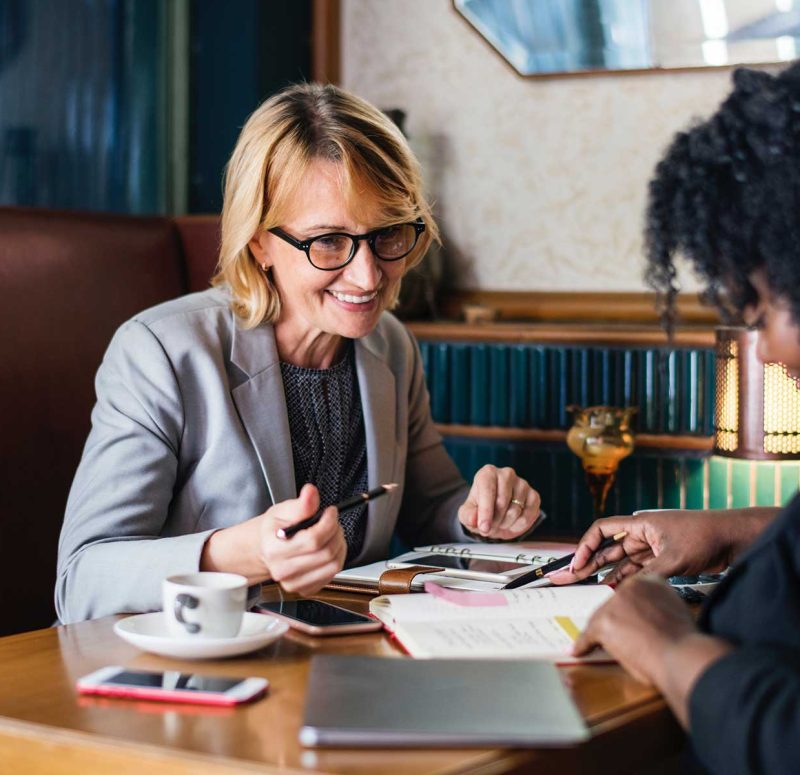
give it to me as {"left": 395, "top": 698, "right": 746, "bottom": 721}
{"left": 554, "top": 616, "right": 581, "bottom": 642}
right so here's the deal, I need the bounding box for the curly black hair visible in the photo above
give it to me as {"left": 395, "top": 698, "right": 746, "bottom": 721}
{"left": 645, "top": 61, "right": 800, "bottom": 331}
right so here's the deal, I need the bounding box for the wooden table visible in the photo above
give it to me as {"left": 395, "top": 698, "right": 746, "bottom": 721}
{"left": 0, "top": 589, "right": 685, "bottom": 774}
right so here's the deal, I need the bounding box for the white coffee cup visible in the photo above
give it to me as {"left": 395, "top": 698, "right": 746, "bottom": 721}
{"left": 162, "top": 572, "right": 247, "bottom": 639}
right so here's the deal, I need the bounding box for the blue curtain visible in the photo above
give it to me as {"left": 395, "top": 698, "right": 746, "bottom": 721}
{"left": 0, "top": 0, "right": 166, "bottom": 213}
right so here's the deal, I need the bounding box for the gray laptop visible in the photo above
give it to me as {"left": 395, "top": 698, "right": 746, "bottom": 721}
{"left": 299, "top": 655, "right": 589, "bottom": 748}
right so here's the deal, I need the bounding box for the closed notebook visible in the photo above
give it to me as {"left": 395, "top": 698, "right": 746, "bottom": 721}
{"left": 299, "top": 655, "right": 589, "bottom": 748}
{"left": 369, "top": 586, "right": 614, "bottom": 663}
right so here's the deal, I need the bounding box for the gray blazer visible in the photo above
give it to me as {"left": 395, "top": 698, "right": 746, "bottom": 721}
{"left": 56, "top": 288, "right": 469, "bottom": 623}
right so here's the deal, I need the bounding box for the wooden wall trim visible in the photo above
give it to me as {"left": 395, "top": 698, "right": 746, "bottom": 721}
{"left": 436, "top": 424, "right": 714, "bottom": 453}
{"left": 437, "top": 290, "right": 720, "bottom": 326}
{"left": 407, "top": 321, "right": 716, "bottom": 348}
{"left": 311, "top": 0, "right": 340, "bottom": 84}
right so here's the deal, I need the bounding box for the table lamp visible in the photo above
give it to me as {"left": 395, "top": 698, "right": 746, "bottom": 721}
{"left": 714, "top": 327, "right": 800, "bottom": 460}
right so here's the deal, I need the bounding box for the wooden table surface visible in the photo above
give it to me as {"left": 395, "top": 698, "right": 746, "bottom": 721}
{"left": 0, "top": 589, "right": 685, "bottom": 775}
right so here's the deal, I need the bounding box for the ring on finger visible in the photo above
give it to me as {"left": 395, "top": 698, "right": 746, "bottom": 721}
{"left": 510, "top": 498, "right": 525, "bottom": 508}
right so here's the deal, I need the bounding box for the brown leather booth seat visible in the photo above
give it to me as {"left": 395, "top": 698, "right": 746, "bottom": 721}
{"left": 0, "top": 207, "right": 220, "bottom": 636}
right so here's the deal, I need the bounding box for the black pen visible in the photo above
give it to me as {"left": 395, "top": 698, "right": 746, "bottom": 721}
{"left": 502, "top": 531, "right": 628, "bottom": 590}
{"left": 276, "top": 483, "right": 399, "bottom": 540}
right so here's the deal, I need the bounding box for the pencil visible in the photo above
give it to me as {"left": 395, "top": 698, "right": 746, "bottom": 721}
{"left": 276, "top": 483, "right": 399, "bottom": 540}
{"left": 501, "top": 531, "right": 628, "bottom": 590}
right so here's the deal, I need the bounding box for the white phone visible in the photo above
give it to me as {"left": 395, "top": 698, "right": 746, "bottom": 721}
{"left": 386, "top": 553, "right": 532, "bottom": 582}
{"left": 254, "top": 599, "right": 382, "bottom": 636}
{"left": 76, "top": 666, "right": 268, "bottom": 706}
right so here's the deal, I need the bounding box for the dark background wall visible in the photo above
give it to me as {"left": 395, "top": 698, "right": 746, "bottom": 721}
{"left": 189, "top": 0, "right": 311, "bottom": 213}
{"left": 0, "top": 0, "right": 312, "bottom": 215}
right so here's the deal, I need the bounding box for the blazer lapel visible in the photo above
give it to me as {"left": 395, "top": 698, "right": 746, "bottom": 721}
{"left": 356, "top": 331, "right": 398, "bottom": 556}
{"left": 230, "top": 322, "right": 296, "bottom": 506}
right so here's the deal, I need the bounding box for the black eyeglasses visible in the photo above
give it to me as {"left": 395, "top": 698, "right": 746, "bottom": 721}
{"left": 269, "top": 219, "right": 426, "bottom": 271}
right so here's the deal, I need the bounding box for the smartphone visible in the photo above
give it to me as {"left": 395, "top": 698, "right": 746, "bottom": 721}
{"left": 76, "top": 667, "right": 268, "bottom": 706}
{"left": 386, "top": 553, "right": 531, "bottom": 582}
{"left": 254, "top": 599, "right": 382, "bottom": 636}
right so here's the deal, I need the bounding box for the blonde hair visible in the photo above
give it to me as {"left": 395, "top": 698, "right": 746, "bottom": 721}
{"left": 212, "top": 82, "right": 439, "bottom": 328}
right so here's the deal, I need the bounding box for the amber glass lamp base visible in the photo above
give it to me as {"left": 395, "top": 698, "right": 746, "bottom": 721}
{"left": 567, "top": 406, "right": 636, "bottom": 520}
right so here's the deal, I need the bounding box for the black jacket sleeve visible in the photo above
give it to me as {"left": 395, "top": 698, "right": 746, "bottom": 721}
{"left": 689, "top": 646, "right": 800, "bottom": 774}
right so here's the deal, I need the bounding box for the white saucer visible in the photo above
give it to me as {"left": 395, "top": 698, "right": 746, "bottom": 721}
{"left": 114, "top": 612, "right": 289, "bottom": 659}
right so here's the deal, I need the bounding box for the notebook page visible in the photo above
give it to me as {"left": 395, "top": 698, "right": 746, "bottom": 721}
{"left": 370, "top": 585, "right": 613, "bottom": 625}
{"left": 396, "top": 616, "right": 610, "bottom": 662}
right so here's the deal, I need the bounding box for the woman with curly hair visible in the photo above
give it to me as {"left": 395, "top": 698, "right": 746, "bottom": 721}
{"left": 551, "top": 63, "right": 800, "bottom": 773}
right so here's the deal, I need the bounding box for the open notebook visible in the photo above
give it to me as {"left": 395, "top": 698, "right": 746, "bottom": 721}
{"left": 369, "top": 585, "right": 614, "bottom": 663}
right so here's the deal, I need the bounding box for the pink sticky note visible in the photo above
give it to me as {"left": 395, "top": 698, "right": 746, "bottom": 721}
{"left": 423, "top": 581, "right": 508, "bottom": 607}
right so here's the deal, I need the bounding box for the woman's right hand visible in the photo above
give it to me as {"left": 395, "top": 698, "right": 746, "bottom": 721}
{"left": 201, "top": 483, "right": 347, "bottom": 595}
{"left": 548, "top": 508, "right": 774, "bottom": 585}
{"left": 258, "top": 483, "right": 347, "bottom": 595}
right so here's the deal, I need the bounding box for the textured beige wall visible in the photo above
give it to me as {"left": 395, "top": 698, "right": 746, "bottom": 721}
{"left": 341, "top": 0, "right": 739, "bottom": 292}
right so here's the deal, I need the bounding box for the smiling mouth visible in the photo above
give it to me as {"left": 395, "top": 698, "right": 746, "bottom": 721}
{"left": 329, "top": 290, "right": 378, "bottom": 305}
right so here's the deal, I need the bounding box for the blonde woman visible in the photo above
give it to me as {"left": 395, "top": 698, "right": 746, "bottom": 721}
{"left": 56, "top": 84, "right": 542, "bottom": 623}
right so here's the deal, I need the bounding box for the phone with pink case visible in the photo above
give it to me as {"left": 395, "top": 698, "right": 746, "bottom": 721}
{"left": 77, "top": 666, "right": 268, "bottom": 706}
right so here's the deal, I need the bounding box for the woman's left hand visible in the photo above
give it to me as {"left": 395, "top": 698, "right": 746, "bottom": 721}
{"left": 458, "top": 465, "right": 541, "bottom": 540}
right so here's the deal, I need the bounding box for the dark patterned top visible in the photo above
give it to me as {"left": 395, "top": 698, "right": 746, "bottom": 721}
{"left": 280, "top": 342, "right": 368, "bottom": 562}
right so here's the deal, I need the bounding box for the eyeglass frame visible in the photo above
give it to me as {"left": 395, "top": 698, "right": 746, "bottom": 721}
{"left": 267, "top": 219, "right": 426, "bottom": 271}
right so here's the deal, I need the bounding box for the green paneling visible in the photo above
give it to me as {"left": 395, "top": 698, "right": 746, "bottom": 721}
{"left": 708, "top": 457, "right": 729, "bottom": 509}
{"left": 729, "top": 459, "right": 751, "bottom": 508}
{"left": 662, "top": 459, "right": 682, "bottom": 509}
{"left": 469, "top": 344, "right": 489, "bottom": 426}
{"left": 443, "top": 436, "right": 714, "bottom": 536}
{"left": 780, "top": 463, "right": 800, "bottom": 505}
{"left": 685, "top": 459, "right": 705, "bottom": 510}
{"left": 420, "top": 340, "right": 716, "bottom": 435}
{"left": 755, "top": 462, "right": 776, "bottom": 506}
{"left": 509, "top": 346, "right": 529, "bottom": 427}
{"left": 489, "top": 346, "right": 510, "bottom": 427}
{"left": 450, "top": 344, "right": 470, "bottom": 425}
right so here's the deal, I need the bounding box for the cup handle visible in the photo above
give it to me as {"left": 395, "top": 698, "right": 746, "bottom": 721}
{"left": 174, "top": 593, "right": 201, "bottom": 634}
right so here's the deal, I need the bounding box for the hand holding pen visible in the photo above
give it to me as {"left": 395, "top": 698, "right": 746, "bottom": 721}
{"left": 276, "top": 483, "right": 398, "bottom": 539}
{"left": 545, "top": 518, "right": 640, "bottom": 586}
{"left": 503, "top": 531, "right": 627, "bottom": 590}
{"left": 255, "top": 484, "right": 348, "bottom": 596}
{"left": 547, "top": 510, "right": 736, "bottom": 587}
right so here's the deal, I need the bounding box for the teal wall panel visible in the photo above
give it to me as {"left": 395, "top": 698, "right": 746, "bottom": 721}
{"left": 509, "top": 346, "right": 529, "bottom": 427}
{"left": 708, "top": 457, "right": 729, "bottom": 509}
{"left": 729, "top": 459, "right": 751, "bottom": 508}
{"left": 662, "top": 459, "right": 683, "bottom": 509}
{"left": 450, "top": 344, "right": 470, "bottom": 424}
{"left": 755, "top": 463, "right": 775, "bottom": 506}
{"left": 419, "top": 336, "right": 800, "bottom": 535}
{"left": 780, "top": 463, "right": 800, "bottom": 505}
{"left": 439, "top": 437, "right": 800, "bottom": 538}
{"left": 443, "top": 437, "right": 706, "bottom": 537}
{"left": 489, "top": 346, "right": 510, "bottom": 426}
{"left": 685, "top": 459, "right": 705, "bottom": 510}
{"left": 419, "top": 339, "right": 715, "bottom": 436}
{"left": 469, "top": 344, "right": 489, "bottom": 426}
